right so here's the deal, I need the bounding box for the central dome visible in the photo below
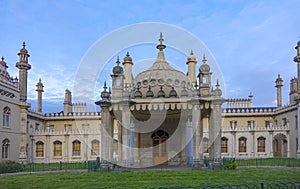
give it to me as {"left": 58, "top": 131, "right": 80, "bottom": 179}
{"left": 133, "top": 33, "right": 193, "bottom": 98}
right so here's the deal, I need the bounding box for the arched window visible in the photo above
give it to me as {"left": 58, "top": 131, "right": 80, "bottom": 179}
{"left": 36, "top": 141, "right": 44, "bottom": 157}
{"left": 221, "top": 137, "right": 228, "bottom": 153}
{"left": 53, "top": 140, "right": 62, "bottom": 157}
{"left": 2, "top": 139, "right": 10, "bottom": 159}
{"left": 72, "top": 140, "right": 81, "bottom": 156}
{"left": 257, "top": 136, "right": 266, "bottom": 152}
{"left": 239, "top": 137, "right": 247, "bottom": 153}
{"left": 203, "top": 138, "right": 209, "bottom": 153}
{"left": 2, "top": 107, "right": 10, "bottom": 127}
{"left": 91, "top": 139, "right": 99, "bottom": 156}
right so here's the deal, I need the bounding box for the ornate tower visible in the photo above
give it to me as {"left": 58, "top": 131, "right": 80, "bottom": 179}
{"left": 294, "top": 40, "right": 300, "bottom": 159}
{"left": 198, "top": 54, "right": 211, "bottom": 96}
{"left": 122, "top": 52, "right": 133, "bottom": 87}
{"left": 186, "top": 50, "right": 197, "bottom": 86}
{"left": 111, "top": 56, "right": 124, "bottom": 98}
{"left": 36, "top": 79, "right": 44, "bottom": 112}
{"left": 16, "top": 42, "right": 31, "bottom": 102}
{"left": 294, "top": 40, "right": 300, "bottom": 94}
{"left": 275, "top": 74, "right": 283, "bottom": 107}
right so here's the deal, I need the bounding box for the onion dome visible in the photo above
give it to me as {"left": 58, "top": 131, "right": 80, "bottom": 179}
{"left": 112, "top": 56, "right": 123, "bottom": 75}
{"left": 169, "top": 87, "right": 177, "bottom": 97}
{"left": 199, "top": 54, "right": 210, "bottom": 73}
{"left": 101, "top": 81, "right": 110, "bottom": 100}
{"left": 134, "top": 84, "right": 142, "bottom": 98}
{"left": 20, "top": 42, "right": 28, "bottom": 54}
{"left": 157, "top": 86, "right": 165, "bottom": 97}
{"left": 146, "top": 86, "right": 154, "bottom": 98}
{"left": 187, "top": 50, "right": 196, "bottom": 62}
{"left": 0, "top": 57, "right": 7, "bottom": 68}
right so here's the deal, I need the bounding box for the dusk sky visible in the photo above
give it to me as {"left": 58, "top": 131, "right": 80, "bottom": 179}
{"left": 0, "top": 0, "right": 299, "bottom": 113}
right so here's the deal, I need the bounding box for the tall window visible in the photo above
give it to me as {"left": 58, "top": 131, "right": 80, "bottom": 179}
{"left": 247, "top": 121, "right": 255, "bottom": 128}
{"left": 239, "top": 137, "right": 247, "bottom": 153}
{"left": 72, "top": 140, "right": 81, "bottom": 156}
{"left": 265, "top": 121, "right": 270, "bottom": 128}
{"left": 203, "top": 138, "right": 209, "bottom": 153}
{"left": 2, "top": 139, "right": 10, "bottom": 159}
{"left": 221, "top": 137, "right": 228, "bottom": 153}
{"left": 53, "top": 140, "right": 62, "bottom": 157}
{"left": 91, "top": 140, "right": 99, "bottom": 156}
{"left": 2, "top": 107, "right": 10, "bottom": 127}
{"left": 230, "top": 120, "right": 237, "bottom": 129}
{"left": 36, "top": 141, "right": 44, "bottom": 157}
{"left": 257, "top": 136, "right": 266, "bottom": 152}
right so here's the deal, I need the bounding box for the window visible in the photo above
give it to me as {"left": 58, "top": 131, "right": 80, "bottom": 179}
{"left": 203, "top": 138, "right": 209, "bottom": 153}
{"left": 295, "top": 115, "right": 298, "bottom": 129}
{"left": 2, "top": 107, "right": 10, "bottom": 127}
{"left": 282, "top": 118, "right": 288, "bottom": 127}
{"left": 36, "top": 141, "right": 44, "bottom": 157}
{"left": 2, "top": 139, "right": 10, "bottom": 159}
{"left": 257, "top": 136, "right": 266, "bottom": 152}
{"left": 247, "top": 121, "right": 255, "bottom": 128}
{"left": 53, "top": 140, "right": 62, "bottom": 157}
{"left": 265, "top": 121, "right": 270, "bottom": 128}
{"left": 91, "top": 140, "right": 99, "bottom": 156}
{"left": 230, "top": 121, "right": 237, "bottom": 129}
{"left": 239, "top": 137, "right": 247, "bottom": 153}
{"left": 72, "top": 140, "right": 81, "bottom": 156}
{"left": 221, "top": 137, "right": 228, "bottom": 153}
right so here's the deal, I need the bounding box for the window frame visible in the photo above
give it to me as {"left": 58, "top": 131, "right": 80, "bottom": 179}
{"left": 35, "top": 141, "right": 44, "bottom": 157}
{"left": 53, "top": 140, "right": 62, "bottom": 157}
{"left": 238, "top": 137, "right": 247, "bottom": 153}
{"left": 72, "top": 140, "right": 81, "bottom": 157}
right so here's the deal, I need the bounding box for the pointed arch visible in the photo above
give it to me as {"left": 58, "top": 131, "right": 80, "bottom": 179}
{"left": 72, "top": 140, "right": 81, "bottom": 156}
{"left": 35, "top": 141, "right": 44, "bottom": 157}
{"left": 2, "top": 107, "right": 10, "bottom": 127}
{"left": 53, "top": 140, "right": 62, "bottom": 157}
{"left": 2, "top": 138, "right": 10, "bottom": 159}
{"left": 238, "top": 137, "right": 247, "bottom": 153}
{"left": 257, "top": 136, "right": 266, "bottom": 152}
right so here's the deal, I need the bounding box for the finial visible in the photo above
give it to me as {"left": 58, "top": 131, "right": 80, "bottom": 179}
{"left": 22, "top": 42, "right": 26, "bottom": 48}
{"left": 278, "top": 74, "right": 281, "bottom": 78}
{"left": 1, "top": 56, "right": 4, "bottom": 61}
{"left": 116, "top": 56, "right": 120, "bottom": 65}
{"left": 203, "top": 54, "right": 206, "bottom": 62}
{"left": 190, "top": 50, "right": 194, "bottom": 55}
{"left": 126, "top": 52, "right": 130, "bottom": 57}
{"left": 103, "top": 81, "right": 107, "bottom": 91}
{"left": 39, "top": 78, "right": 41, "bottom": 82}
{"left": 216, "top": 80, "right": 220, "bottom": 88}
{"left": 159, "top": 32, "right": 164, "bottom": 45}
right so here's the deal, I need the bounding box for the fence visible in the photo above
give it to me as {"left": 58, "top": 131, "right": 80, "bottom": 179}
{"left": 149, "top": 182, "right": 300, "bottom": 189}
{"left": 0, "top": 158, "right": 300, "bottom": 174}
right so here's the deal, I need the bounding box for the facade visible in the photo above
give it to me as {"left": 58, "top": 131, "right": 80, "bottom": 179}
{"left": 0, "top": 36, "right": 300, "bottom": 166}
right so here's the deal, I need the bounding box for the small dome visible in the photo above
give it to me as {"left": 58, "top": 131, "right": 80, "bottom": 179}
{"left": 169, "top": 87, "right": 177, "bottom": 97}
{"left": 113, "top": 57, "right": 123, "bottom": 75}
{"left": 134, "top": 90, "right": 142, "bottom": 98}
{"left": 157, "top": 86, "right": 165, "bottom": 97}
{"left": 200, "top": 63, "right": 210, "bottom": 73}
{"left": 187, "top": 50, "right": 196, "bottom": 62}
{"left": 146, "top": 86, "right": 154, "bottom": 98}
{"left": 123, "top": 52, "right": 132, "bottom": 63}
{"left": 214, "top": 88, "right": 222, "bottom": 97}
{"left": 20, "top": 42, "right": 28, "bottom": 54}
{"left": 101, "top": 82, "right": 110, "bottom": 100}
{"left": 0, "top": 57, "right": 7, "bottom": 68}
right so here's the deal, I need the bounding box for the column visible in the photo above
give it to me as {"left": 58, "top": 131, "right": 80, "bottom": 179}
{"left": 117, "top": 121, "right": 122, "bottom": 163}
{"left": 100, "top": 106, "right": 112, "bottom": 161}
{"left": 129, "top": 120, "right": 135, "bottom": 165}
{"left": 297, "top": 104, "right": 300, "bottom": 158}
{"left": 46, "top": 135, "right": 50, "bottom": 162}
{"left": 269, "top": 131, "right": 274, "bottom": 157}
{"left": 193, "top": 106, "right": 202, "bottom": 159}
{"left": 185, "top": 118, "right": 193, "bottom": 164}
{"left": 121, "top": 107, "right": 131, "bottom": 165}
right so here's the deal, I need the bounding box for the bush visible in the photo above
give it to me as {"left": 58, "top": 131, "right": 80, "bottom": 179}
{"left": 223, "top": 159, "right": 238, "bottom": 170}
{"left": 0, "top": 161, "right": 24, "bottom": 173}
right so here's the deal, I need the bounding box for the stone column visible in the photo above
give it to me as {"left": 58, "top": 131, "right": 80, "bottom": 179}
{"left": 46, "top": 135, "right": 50, "bottom": 162}
{"left": 121, "top": 107, "right": 131, "bottom": 165}
{"left": 19, "top": 107, "right": 29, "bottom": 163}
{"left": 117, "top": 121, "right": 122, "bottom": 163}
{"left": 193, "top": 106, "right": 202, "bottom": 159}
{"left": 269, "top": 131, "right": 274, "bottom": 157}
{"left": 209, "top": 102, "right": 222, "bottom": 168}
{"left": 100, "top": 106, "right": 112, "bottom": 161}
{"left": 297, "top": 104, "right": 300, "bottom": 158}
{"left": 64, "top": 134, "right": 69, "bottom": 162}
{"left": 185, "top": 118, "right": 193, "bottom": 164}
{"left": 129, "top": 120, "right": 135, "bottom": 165}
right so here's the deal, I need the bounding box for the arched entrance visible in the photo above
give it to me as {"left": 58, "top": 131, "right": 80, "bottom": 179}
{"left": 273, "top": 133, "right": 287, "bottom": 157}
{"left": 152, "top": 130, "right": 169, "bottom": 165}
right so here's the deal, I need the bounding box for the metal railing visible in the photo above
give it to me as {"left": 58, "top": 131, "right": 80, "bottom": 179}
{"left": 149, "top": 182, "right": 300, "bottom": 189}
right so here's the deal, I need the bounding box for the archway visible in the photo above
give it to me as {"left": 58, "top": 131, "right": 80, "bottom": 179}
{"left": 273, "top": 133, "right": 287, "bottom": 157}
{"left": 152, "top": 130, "right": 169, "bottom": 165}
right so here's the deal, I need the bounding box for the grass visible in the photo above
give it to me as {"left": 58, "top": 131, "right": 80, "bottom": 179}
{"left": 235, "top": 158, "right": 300, "bottom": 167}
{"left": 0, "top": 168, "right": 299, "bottom": 189}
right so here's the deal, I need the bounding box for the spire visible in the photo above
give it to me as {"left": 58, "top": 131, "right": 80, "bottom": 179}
{"left": 156, "top": 32, "right": 166, "bottom": 60}
{"left": 202, "top": 54, "right": 207, "bottom": 64}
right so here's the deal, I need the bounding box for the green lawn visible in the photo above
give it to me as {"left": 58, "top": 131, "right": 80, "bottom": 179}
{"left": 0, "top": 168, "right": 299, "bottom": 189}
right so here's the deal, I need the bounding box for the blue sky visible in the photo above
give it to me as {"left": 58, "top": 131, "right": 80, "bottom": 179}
{"left": 0, "top": 0, "right": 299, "bottom": 113}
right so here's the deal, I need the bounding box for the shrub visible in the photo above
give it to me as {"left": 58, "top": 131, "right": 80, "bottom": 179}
{"left": 223, "top": 159, "right": 238, "bottom": 170}
{"left": 0, "top": 161, "right": 24, "bottom": 173}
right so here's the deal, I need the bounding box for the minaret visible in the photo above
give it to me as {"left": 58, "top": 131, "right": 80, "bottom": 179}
{"left": 63, "top": 89, "right": 72, "bottom": 114}
{"left": 275, "top": 74, "right": 283, "bottom": 107}
{"left": 198, "top": 54, "right": 212, "bottom": 96}
{"left": 294, "top": 40, "right": 300, "bottom": 159}
{"left": 36, "top": 79, "right": 44, "bottom": 112}
{"left": 186, "top": 50, "right": 197, "bottom": 86}
{"left": 111, "top": 56, "right": 124, "bottom": 98}
{"left": 294, "top": 40, "right": 300, "bottom": 93}
{"left": 123, "top": 52, "right": 133, "bottom": 87}
{"left": 16, "top": 42, "right": 31, "bottom": 102}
